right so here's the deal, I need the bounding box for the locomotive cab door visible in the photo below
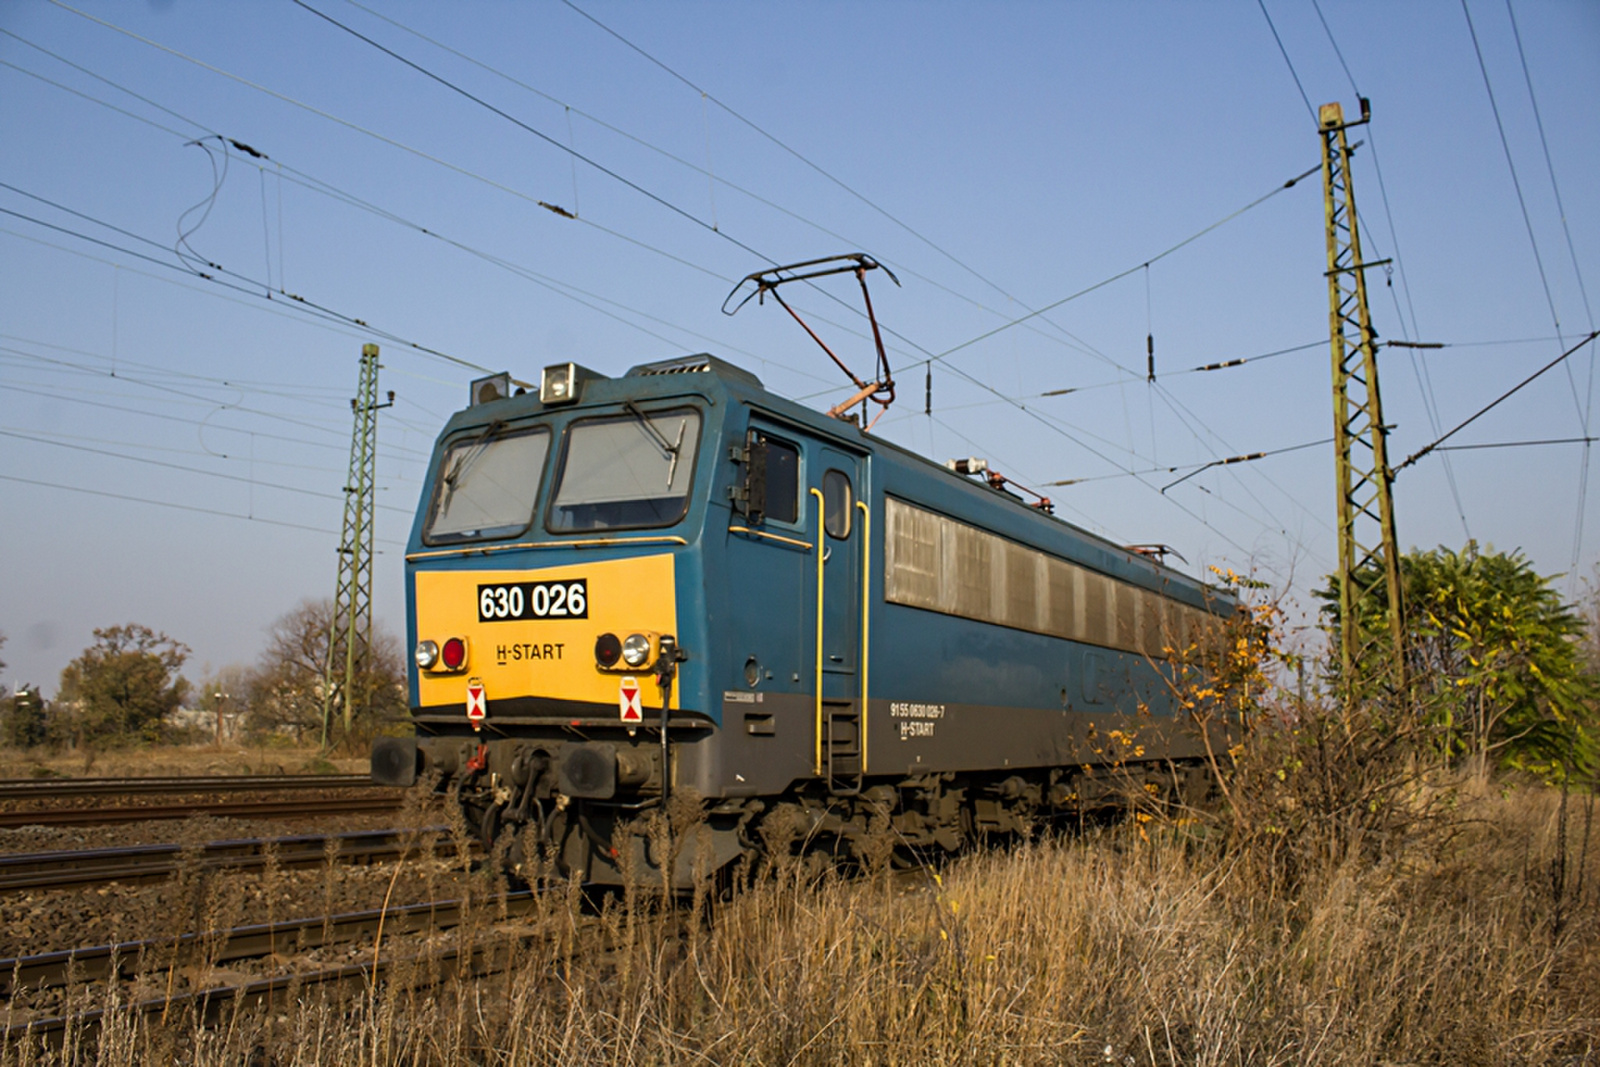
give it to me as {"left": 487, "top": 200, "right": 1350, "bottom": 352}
{"left": 812, "top": 444, "right": 867, "bottom": 795}
{"left": 726, "top": 421, "right": 868, "bottom": 796}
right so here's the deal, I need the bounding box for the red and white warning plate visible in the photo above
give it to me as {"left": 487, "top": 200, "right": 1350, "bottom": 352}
{"left": 465, "top": 677, "right": 487, "bottom": 728}
{"left": 619, "top": 676, "right": 642, "bottom": 723}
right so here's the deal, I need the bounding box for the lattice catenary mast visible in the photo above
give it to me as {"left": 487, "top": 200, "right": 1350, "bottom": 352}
{"left": 322, "top": 343, "right": 393, "bottom": 747}
{"left": 1320, "top": 100, "right": 1406, "bottom": 697}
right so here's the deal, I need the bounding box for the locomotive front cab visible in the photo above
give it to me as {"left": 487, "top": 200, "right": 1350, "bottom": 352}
{"left": 376, "top": 358, "right": 734, "bottom": 883}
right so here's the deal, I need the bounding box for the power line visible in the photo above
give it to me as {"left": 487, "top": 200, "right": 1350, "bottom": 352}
{"left": 289, "top": 0, "right": 775, "bottom": 269}
{"left": 35, "top": 0, "right": 1345, "bottom": 577}
{"left": 0, "top": 352, "right": 431, "bottom": 463}
{"left": 10, "top": 18, "right": 944, "bottom": 384}
{"left": 0, "top": 380, "right": 414, "bottom": 469}
{"left": 289, "top": 2, "right": 1252, "bottom": 530}
{"left": 0, "top": 429, "right": 412, "bottom": 515}
{"left": 1503, "top": 0, "right": 1597, "bottom": 584}
{"left": 1035, "top": 340, "right": 1326, "bottom": 397}
{"left": 328, "top": 2, "right": 1132, "bottom": 374}
{"left": 1462, "top": 0, "right": 1592, "bottom": 589}
{"left": 0, "top": 56, "right": 832, "bottom": 388}
{"left": 1161, "top": 437, "right": 1334, "bottom": 493}
{"left": 1437, "top": 436, "right": 1599, "bottom": 452}
{"left": 1255, "top": 0, "right": 1316, "bottom": 123}
{"left": 0, "top": 472, "right": 403, "bottom": 545}
{"left": 922, "top": 162, "right": 1320, "bottom": 369}
{"left": 557, "top": 0, "right": 1028, "bottom": 314}
{"left": 1398, "top": 330, "right": 1600, "bottom": 472}
{"left": 286, "top": 0, "right": 961, "bottom": 379}
{"left": 38, "top": 4, "right": 726, "bottom": 285}
{"left": 305, "top": 0, "right": 1293, "bottom": 437}
{"left": 0, "top": 187, "right": 491, "bottom": 377}
{"left": 0, "top": 319, "right": 390, "bottom": 447}
{"left": 1, "top": 423, "right": 393, "bottom": 479}
{"left": 1460, "top": 0, "right": 1580, "bottom": 415}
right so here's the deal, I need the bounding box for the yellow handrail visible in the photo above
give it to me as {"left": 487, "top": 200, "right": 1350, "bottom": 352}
{"left": 855, "top": 498, "right": 871, "bottom": 775}
{"left": 810, "top": 486, "right": 825, "bottom": 777}
{"left": 727, "top": 526, "right": 814, "bottom": 550}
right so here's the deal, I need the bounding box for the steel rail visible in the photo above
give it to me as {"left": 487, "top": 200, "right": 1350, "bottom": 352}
{"left": 0, "top": 774, "right": 378, "bottom": 799}
{"left": 4, "top": 939, "right": 512, "bottom": 1047}
{"left": 4, "top": 893, "right": 591, "bottom": 1050}
{"left": 0, "top": 793, "right": 403, "bottom": 829}
{"left": 0, "top": 827, "right": 452, "bottom": 893}
{"left": 0, "top": 891, "right": 540, "bottom": 994}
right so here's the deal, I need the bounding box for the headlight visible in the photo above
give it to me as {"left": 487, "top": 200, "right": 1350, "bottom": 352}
{"left": 621, "top": 633, "right": 652, "bottom": 668}
{"left": 415, "top": 640, "right": 439, "bottom": 669}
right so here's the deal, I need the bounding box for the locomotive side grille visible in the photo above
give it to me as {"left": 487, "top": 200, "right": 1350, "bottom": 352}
{"left": 884, "top": 497, "right": 1217, "bottom": 658}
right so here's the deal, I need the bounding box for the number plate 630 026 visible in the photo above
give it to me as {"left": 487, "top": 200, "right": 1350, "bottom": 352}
{"left": 477, "top": 579, "right": 588, "bottom": 622}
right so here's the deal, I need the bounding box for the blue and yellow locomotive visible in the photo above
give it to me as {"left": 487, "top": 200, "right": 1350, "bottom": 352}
{"left": 372, "top": 353, "right": 1236, "bottom": 886}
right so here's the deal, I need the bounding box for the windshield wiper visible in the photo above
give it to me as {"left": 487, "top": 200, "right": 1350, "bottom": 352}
{"left": 623, "top": 402, "right": 685, "bottom": 488}
{"left": 438, "top": 419, "right": 504, "bottom": 512}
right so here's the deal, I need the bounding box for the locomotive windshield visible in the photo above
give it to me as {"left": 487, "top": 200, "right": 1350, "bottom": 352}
{"left": 425, "top": 425, "right": 550, "bottom": 542}
{"left": 548, "top": 408, "right": 701, "bottom": 531}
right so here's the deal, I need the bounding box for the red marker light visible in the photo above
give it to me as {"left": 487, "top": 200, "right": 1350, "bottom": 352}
{"left": 441, "top": 637, "right": 467, "bottom": 671}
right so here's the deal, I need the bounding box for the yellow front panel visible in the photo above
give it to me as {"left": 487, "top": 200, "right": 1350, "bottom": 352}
{"left": 415, "top": 553, "right": 678, "bottom": 710}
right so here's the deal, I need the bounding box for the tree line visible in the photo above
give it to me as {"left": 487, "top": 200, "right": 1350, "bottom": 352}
{"left": 0, "top": 599, "right": 406, "bottom": 753}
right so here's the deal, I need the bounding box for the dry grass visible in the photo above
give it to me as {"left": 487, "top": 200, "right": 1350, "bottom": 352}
{"left": 3, "top": 777, "right": 1595, "bottom": 1066}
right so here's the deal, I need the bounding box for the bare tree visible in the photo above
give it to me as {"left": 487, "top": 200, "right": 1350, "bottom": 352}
{"left": 244, "top": 599, "right": 406, "bottom": 748}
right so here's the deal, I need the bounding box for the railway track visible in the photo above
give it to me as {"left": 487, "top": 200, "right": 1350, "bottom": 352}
{"left": 2, "top": 890, "right": 571, "bottom": 1049}
{"left": 0, "top": 827, "right": 455, "bottom": 893}
{"left": 0, "top": 774, "right": 378, "bottom": 800}
{"left": 0, "top": 891, "right": 541, "bottom": 994}
{"left": 0, "top": 794, "right": 404, "bottom": 829}
{"left": 0, "top": 774, "right": 405, "bottom": 828}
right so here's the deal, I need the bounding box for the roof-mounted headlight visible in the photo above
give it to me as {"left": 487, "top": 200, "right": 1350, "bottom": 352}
{"left": 541, "top": 363, "right": 578, "bottom": 404}
{"left": 539, "top": 362, "right": 603, "bottom": 405}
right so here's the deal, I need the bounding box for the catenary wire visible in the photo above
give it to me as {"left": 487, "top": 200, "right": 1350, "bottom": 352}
{"left": 0, "top": 429, "right": 413, "bottom": 515}
{"left": 1437, "top": 436, "right": 1599, "bottom": 452}
{"left": 1460, "top": 0, "right": 1582, "bottom": 422}
{"left": 285, "top": 0, "right": 1302, "bottom": 560}
{"left": 288, "top": 0, "right": 775, "bottom": 269}
{"left": 38, "top": 4, "right": 727, "bottom": 284}
{"left": 1398, "top": 330, "right": 1600, "bottom": 473}
{"left": 0, "top": 473, "right": 403, "bottom": 545}
{"left": 0, "top": 193, "right": 491, "bottom": 377}
{"left": 0, "top": 57, "right": 841, "bottom": 391}
{"left": 325, "top": 3, "right": 1146, "bottom": 374}
{"left": 1255, "top": 0, "right": 1317, "bottom": 123}
{"left": 1503, "top": 0, "right": 1597, "bottom": 584}
{"left": 920, "top": 162, "right": 1320, "bottom": 369}
{"left": 0, "top": 346, "right": 432, "bottom": 463}
{"left": 31, "top": 4, "right": 1337, "bottom": 579}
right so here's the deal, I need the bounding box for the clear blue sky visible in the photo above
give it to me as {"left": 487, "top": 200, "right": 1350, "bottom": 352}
{"left": 2, "top": 0, "right": 1597, "bottom": 696}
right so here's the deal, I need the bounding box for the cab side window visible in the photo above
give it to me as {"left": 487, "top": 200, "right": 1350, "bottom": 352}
{"left": 760, "top": 436, "right": 800, "bottom": 524}
{"left": 822, "top": 468, "right": 852, "bottom": 538}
